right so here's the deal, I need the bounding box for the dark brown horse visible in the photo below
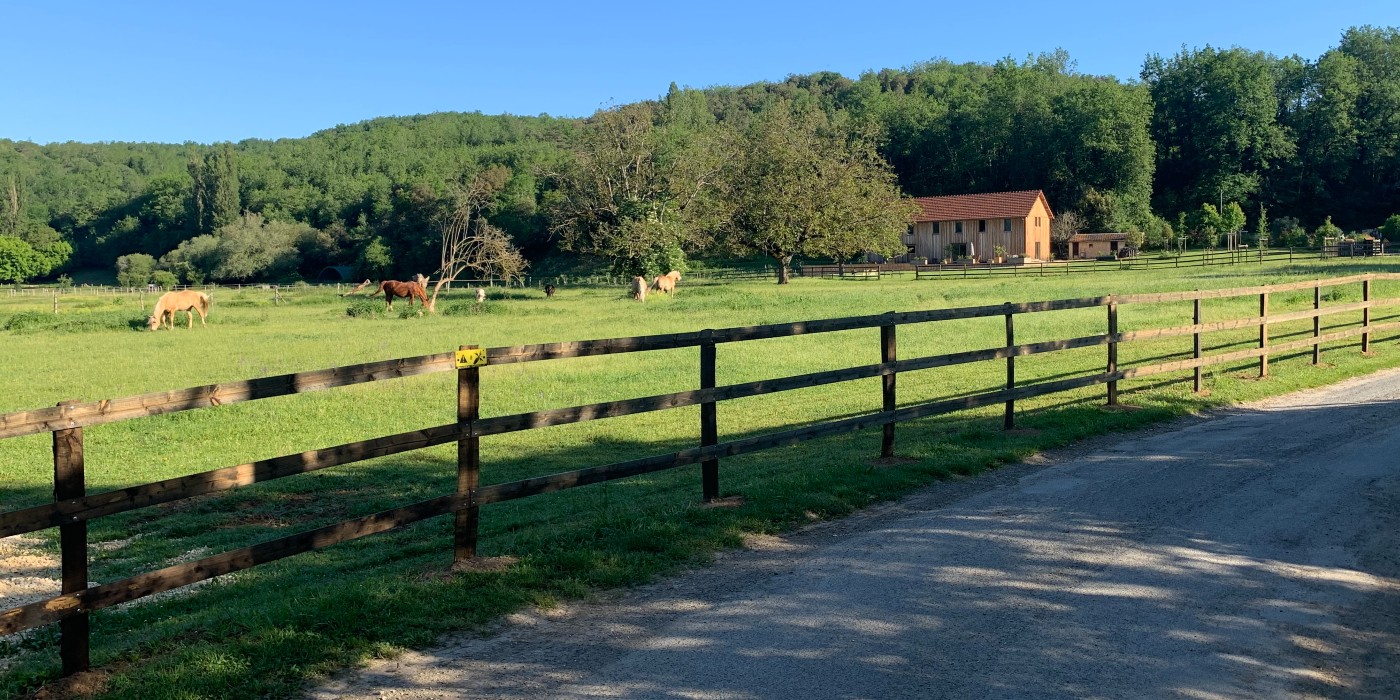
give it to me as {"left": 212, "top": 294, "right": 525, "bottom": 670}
{"left": 344, "top": 279, "right": 429, "bottom": 311}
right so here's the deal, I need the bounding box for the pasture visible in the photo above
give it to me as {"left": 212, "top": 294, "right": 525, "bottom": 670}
{"left": 3, "top": 258, "right": 1400, "bottom": 699}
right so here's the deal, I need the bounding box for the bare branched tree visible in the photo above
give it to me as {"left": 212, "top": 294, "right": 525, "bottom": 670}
{"left": 1050, "top": 210, "right": 1084, "bottom": 259}
{"left": 425, "top": 166, "right": 528, "bottom": 313}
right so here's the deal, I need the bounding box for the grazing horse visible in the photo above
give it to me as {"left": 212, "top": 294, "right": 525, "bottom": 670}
{"left": 147, "top": 290, "right": 211, "bottom": 330}
{"left": 475, "top": 288, "right": 487, "bottom": 303}
{"left": 651, "top": 270, "right": 682, "bottom": 296}
{"left": 544, "top": 284, "right": 556, "bottom": 298}
{"left": 344, "top": 279, "right": 429, "bottom": 311}
{"left": 630, "top": 276, "right": 648, "bottom": 302}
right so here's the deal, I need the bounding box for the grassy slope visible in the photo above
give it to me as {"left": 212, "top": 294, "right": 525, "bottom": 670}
{"left": 2, "top": 259, "right": 1399, "bottom": 698}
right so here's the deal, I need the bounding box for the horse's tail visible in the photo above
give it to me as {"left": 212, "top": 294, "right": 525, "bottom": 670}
{"left": 198, "top": 292, "right": 211, "bottom": 315}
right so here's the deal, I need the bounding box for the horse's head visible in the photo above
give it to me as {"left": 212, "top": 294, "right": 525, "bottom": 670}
{"left": 146, "top": 315, "right": 160, "bottom": 331}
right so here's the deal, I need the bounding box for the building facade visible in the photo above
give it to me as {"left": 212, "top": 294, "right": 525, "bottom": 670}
{"left": 1068, "top": 233, "right": 1131, "bottom": 259}
{"left": 902, "top": 190, "right": 1054, "bottom": 263}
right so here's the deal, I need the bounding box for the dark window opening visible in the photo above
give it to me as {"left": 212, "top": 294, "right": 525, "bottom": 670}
{"left": 979, "top": 219, "right": 987, "bottom": 232}
{"left": 1004, "top": 218, "right": 1012, "bottom": 232}
{"left": 955, "top": 221, "right": 963, "bottom": 234}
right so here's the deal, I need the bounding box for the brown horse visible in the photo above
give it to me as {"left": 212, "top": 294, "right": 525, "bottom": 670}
{"left": 147, "top": 290, "right": 211, "bottom": 330}
{"left": 344, "top": 279, "right": 429, "bottom": 311}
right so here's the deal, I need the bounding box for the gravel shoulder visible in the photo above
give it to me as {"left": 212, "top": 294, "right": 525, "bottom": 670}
{"left": 315, "top": 368, "right": 1400, "bottom": 700}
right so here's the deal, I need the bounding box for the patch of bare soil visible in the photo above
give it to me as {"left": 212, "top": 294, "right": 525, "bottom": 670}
{"left": 0, "top": 535, "right": 60, "bottom": 612}
{"left": 28, "top": 669, "right": 111, "bottom": 699}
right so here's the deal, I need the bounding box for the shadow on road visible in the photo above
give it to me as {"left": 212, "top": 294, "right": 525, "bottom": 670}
{"left": 322, "top": 394, "right": 1400, "bottom": 700}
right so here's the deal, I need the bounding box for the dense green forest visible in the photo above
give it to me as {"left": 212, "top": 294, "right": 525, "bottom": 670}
{"left": 2, "top": 26, "right": 1398, "bottom": 284}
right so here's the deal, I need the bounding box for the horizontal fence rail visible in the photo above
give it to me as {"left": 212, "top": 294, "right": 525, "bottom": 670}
{"left": 3, "top": 271, "right": 1399, "bottom": 675}
{"left": 898, "top": 247, "right": 1309, "bottom": 280}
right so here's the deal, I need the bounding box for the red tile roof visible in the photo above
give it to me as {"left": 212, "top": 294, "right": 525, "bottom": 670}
{"left": 1068, "top": 233, "right": 1129, "bottom": 242}
{"left": 910, "top": 190, "right": 1052, "bottom": 222}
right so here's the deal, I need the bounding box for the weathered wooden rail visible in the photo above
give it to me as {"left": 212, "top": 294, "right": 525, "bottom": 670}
{"left": 909, "top": 247, "right": 1307, "bottom": 280}
{"left": 3, "top": 272, "right": 1399, "bottom": 677}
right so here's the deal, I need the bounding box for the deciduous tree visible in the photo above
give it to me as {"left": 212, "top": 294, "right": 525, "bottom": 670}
{"left": 427, "top": 166, "right": 527, "bottom": 312}
{"left": 546, "top": 102, "right": 722, "bottom": 276}
{"left": 714, "top": 102, "right": 915, "bottom": 283}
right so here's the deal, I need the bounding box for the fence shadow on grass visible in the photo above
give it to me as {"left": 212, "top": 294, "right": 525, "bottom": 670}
{"left": 315, "top": 397, "right": 1400, "bottom": 700}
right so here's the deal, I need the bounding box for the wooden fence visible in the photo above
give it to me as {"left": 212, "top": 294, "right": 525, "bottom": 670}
{"left": 800, "top": 247, "right": 1317, "bottom": 281}
{"left": 3, "top": 272, "right": 1400, "bottom": 677}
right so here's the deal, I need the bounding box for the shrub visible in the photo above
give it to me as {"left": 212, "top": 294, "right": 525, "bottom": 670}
{"left": 116, "top": 253, "right": 157, "bottom": 288}
{"left": 3, "top": 311, "right": 145, "bottom": 333}
{"left": 2, "top": 311, "right": 48, "bottom": 331}
{"left": 441, "top": 301, "right": 506, "bottom": 316}
{"left": 345, "top": 300, "right": 382, "bottom": 318}
{"left": 151, "top": 270, "right": 179, "bottom": 289}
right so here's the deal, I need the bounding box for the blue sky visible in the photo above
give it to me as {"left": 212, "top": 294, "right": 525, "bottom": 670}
{"left": 4, "top": 0, "right": 1399, "bottom": 144}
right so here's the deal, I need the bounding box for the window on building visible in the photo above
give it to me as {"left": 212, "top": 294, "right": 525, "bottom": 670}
{"left": 932, "top": 222, "right": 940, "bottom": 234}
{"left": 979, "top": 219, "right": 987, "bottom": 232}
{"left": 955, "top": 221, "right": 963, "bottom": 234}
{"left": 1004, "top": 218, "right": 1012, "bottom": 232}
{"left": 906, "top": 244, "right": 917, "bottom": 260}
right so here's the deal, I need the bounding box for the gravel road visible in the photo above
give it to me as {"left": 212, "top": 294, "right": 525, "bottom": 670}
{"left": 314, "top": 368, "right": 1400, "bottom": 700}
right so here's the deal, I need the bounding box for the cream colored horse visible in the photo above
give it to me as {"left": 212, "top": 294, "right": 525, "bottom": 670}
{"left": 630, "top": 276, "right": 648, "bottom": 301}
{"left": 147, "top": 290, "right": 211, "bottom": 330}
{"left": 651, "top": 270, "right": 681, "bottom": 296}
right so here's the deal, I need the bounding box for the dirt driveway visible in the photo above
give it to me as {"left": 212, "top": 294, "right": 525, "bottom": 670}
{"left": 314, "top": 368, "right": 1400, "bottom": 700}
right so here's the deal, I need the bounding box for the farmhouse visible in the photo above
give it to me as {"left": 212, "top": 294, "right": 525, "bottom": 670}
{"left": 901, "top": 190, "right": 1054, "bottom": 263}
{"left": 1068, "top": 232, "right": 1131, "bottom": 259}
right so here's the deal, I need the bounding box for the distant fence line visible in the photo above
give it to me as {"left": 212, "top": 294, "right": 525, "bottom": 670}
{"left": 799, "top": 246, "right": 1392, "bottom": 281}
{"left": 4, "top": 244, "right": 1392, "bottom": 299}
{"left": 5, "top": 268, "right": 782, "bottom": 299}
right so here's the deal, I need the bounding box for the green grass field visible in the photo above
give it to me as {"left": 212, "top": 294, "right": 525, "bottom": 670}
{"left": 3, "top": 258, "right": 1400, "bottom": 698}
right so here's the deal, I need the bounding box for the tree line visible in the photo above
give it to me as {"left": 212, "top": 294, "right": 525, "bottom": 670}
{"left": 1, "top": 26, "right": 1398, "bottom": 285}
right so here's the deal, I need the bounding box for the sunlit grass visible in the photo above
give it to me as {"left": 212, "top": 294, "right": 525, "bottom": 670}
{"left": 2, "top": 257, "right": 1399, "bottom": 698}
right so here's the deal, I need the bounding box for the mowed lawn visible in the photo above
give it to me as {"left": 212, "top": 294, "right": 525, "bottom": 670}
{"left": 3, "top": 258, "right": 1400, "bottom": 698}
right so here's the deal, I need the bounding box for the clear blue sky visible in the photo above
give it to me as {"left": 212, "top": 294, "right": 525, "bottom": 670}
{"left": 4, "top": 0, "right": 1398, "bottom": 144}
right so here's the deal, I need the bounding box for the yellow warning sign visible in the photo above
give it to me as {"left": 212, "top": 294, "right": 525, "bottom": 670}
{"left": 455, "top": 347, "right": 487, "bottom": 369}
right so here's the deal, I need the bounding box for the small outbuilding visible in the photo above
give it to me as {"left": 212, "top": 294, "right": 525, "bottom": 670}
{"left": 317, "top": 265, "right": 357, "bottom": 282}
{"left": 1068, "top": 233, "right": 1130, "bottom": 259}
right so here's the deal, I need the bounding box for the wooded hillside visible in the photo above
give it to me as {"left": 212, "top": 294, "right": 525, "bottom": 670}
{"left": 2, "top": 26, "right": 1397, "bottom": 283}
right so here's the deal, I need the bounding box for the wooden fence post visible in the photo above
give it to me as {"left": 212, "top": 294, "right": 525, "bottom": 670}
{"left": 1313, "top": 283, "right": 1322, "bottom": 364}
{"left": 1259, "top": 293, "right": 1270, "bottom": 378}
{"left": 454, "top": 345, "right": 481, "bottom": 563}
{"left": 1362, "top": 278, "right": 1372, "bottom": 354}
{"left": 1193, "top": 295, "right": 1203, "bottom": 393}
{"left": 880, "top": 317, "right": 896, "bottom": 457}
{"left": 1107, "top": 301, "right": 1118, "bottom": 405}
{"left": 53, "top": 400, "right": 89, "bottom": 676}
{"left": 700, "top": 331, "right": 719, "bottom": 501}
{"left": 1004, "top": 304, "right": 1016, "bottom": 429}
